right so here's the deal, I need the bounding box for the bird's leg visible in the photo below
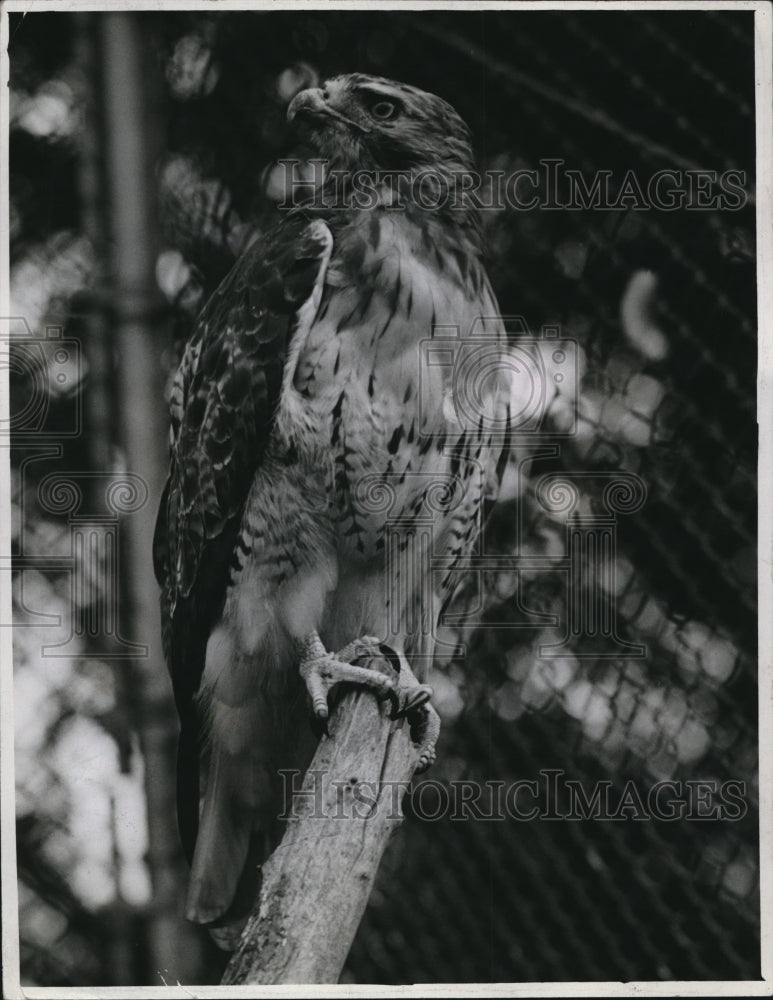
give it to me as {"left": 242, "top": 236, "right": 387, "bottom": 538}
{"left": 407, "top": 701, "right": 441, "bottom": 773}
{"left": 337, "top": 637, "right": 434, "bottom": 719}
{"left": 299, "top": 633, "right": 438, "bottom": 768}
{"left": 299, "top": 633, "right": 435, "bottom": 723}
{"left": 348, "top": 639, "right": 438, "bottom": 769}
{"left": 366, "top": 643, "right": 438, "bottom": 766}
{"left": 298, "top": 631, "right": 400, "bottom": 721}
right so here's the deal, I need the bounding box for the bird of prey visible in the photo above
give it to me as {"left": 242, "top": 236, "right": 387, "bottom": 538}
{"left": 153, "top": 73, "right": 510, "bottom": 946}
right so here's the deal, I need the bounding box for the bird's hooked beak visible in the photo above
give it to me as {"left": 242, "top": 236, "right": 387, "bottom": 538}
{"left": 287, "top": 88, "right": 371, "bottom": 134}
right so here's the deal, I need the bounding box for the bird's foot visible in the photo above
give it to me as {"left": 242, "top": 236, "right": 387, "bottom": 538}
{"left": 299, "top": 633, "right": 437, "bottom": 765}
{"left": 299, "top": 632, "right": 399, "bottom": 721}
{"left": 408, "top": 701, "right": 441, "bottom": 773}
{"left": 351, "top": 638, "right": 434, "bottom": 720}
{"left": 322, "top": 634, "right": 433, "bottom": 719}
{"left": 356, "top": 639, "right": 438, "bottom": 769}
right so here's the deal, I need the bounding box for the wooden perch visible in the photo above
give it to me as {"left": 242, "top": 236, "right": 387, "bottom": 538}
{"left": 222, "top": 657, "right": 429, "bottom": 985}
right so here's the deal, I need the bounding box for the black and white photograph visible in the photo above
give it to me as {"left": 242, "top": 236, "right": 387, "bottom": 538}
{"left": 1, "top": 2, "right": 770, "bottom": 993}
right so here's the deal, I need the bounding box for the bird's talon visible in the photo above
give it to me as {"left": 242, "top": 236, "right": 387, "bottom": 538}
{"left": 408, "top": 701, "right": 441, "bottom": 773}
{"left": 416, "top": 746, "right": 437, "bottom": 773}
{"left": 299, "top": 632, "right": 404, "bottom": 722}
{"left": 377, "top": 642, "right": 403, "bottom": 674}
{"left": 389, "top": 682, "right": 433, "bottom": 719}
{"left": 382, "top": 684, "right": 401, "bottom": 718}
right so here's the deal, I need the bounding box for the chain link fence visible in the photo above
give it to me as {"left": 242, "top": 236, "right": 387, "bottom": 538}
{"left": 10, "top": 8, "right": 758, "bottom": 985}
{"left": 342, "top": 10, "right": 758, "bottom": 983}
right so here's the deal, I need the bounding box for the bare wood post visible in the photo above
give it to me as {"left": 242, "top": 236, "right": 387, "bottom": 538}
{"left": 223, "top": 658, "right": 428, "bottom": 985}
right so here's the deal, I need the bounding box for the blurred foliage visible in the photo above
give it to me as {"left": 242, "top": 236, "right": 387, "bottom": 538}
{"left": 9, "top": 8, "right": 758, "bottom": 986}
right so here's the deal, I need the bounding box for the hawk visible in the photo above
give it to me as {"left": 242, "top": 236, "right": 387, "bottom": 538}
{"left": 153, "top": 73, "right": 510, "bottom": 946}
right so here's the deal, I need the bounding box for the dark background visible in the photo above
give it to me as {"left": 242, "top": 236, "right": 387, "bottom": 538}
{"left": 8, "top": 8, "right": 759, "bottom": 986}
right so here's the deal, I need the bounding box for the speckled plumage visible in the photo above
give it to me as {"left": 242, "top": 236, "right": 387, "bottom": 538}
{"left": 153, "top": 74, "right": 510, "bottom": 937}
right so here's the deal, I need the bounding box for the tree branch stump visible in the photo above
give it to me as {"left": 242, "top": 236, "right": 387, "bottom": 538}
{"left": 222, "top": 657, "right": 427, "bottom": 985}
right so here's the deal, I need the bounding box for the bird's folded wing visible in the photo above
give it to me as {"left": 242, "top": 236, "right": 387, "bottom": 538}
{"left": 153, "top": 214, "right": 333, "bottom": 861}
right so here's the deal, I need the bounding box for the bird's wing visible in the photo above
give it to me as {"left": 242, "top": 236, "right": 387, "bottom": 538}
{"left": 153, "top": 214, "right": 333, "bottom": 861}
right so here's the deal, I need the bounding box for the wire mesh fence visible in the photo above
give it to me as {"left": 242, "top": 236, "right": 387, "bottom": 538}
{"left": 9, "top": 8, "right": 759, "bottom": 985}
{"left": 342, "top": 11, "right": 759, "bottom": 983}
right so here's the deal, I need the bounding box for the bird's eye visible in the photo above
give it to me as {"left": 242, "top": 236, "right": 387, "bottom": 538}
{"left": 370, "top": 100, "right": 399, "bottom": 121}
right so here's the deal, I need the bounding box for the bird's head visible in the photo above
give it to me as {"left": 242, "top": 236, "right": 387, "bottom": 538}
{"left": 287, "top": 73, "right": 476, "bottom": 175}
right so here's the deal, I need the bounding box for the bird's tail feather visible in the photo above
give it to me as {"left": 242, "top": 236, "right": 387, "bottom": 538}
{"left": 184, "top": 680, "right": 314, "bottom": 949}
{"left": 185, "top": 725, "right": 274, "bottom": 928}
